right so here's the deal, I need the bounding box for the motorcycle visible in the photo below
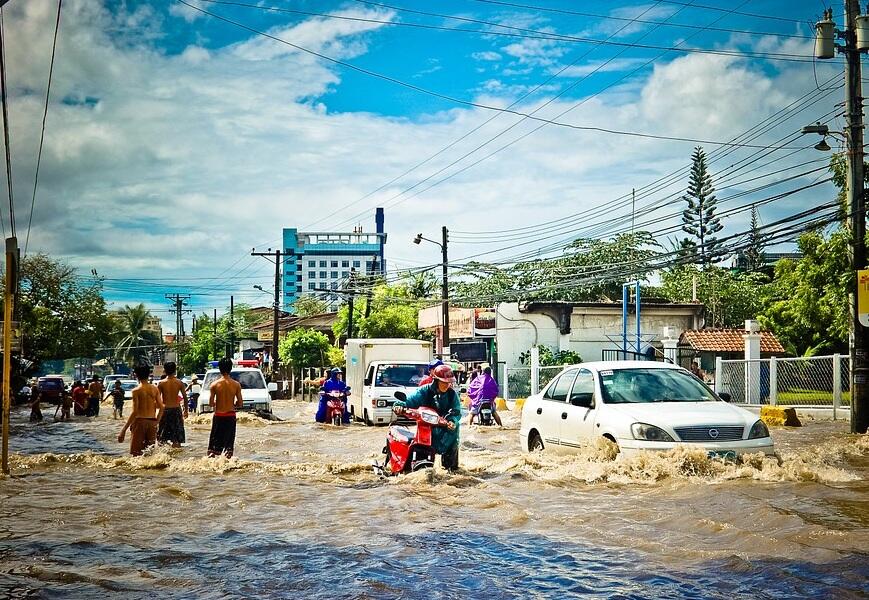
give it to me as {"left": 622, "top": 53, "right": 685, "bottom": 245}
{"left": 320, "top": 387, "right": 350, "bottom": 426}
{"left": 374, "top": 391, "right": 456, "bottom": 476}
{"left": 477, "top": 400, "right": 495, "bottom": 426}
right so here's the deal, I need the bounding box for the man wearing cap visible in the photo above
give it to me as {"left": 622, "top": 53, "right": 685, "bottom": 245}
{"left": 393, "top": 364, "right": 462, "bottom": 470}
{"left": 416, "top": 358, "right": 443, "bottom": 388}
{"left": 316, "top": 367, "right": 350, "bottom": 423}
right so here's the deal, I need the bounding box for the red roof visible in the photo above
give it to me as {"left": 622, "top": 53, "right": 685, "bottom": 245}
{"left": 680, "top": 329, "right": 785, "bottom": 354}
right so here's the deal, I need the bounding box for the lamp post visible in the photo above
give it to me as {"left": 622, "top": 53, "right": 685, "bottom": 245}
{"left": 414, "top": 227, "right": 450, "bottom": 357}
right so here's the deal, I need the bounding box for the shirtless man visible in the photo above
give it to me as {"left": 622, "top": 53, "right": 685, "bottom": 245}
{"left": 156, "top": 362, "right": 188, "bottom": 448}
{"left": 118, "top": 365, "right": 164, "bottom": 456}
{"left": 207, "top": 357, "right": 243, "bottom": 458}
{"left": 87, "top": 375, "right": 104, "bottom": 417}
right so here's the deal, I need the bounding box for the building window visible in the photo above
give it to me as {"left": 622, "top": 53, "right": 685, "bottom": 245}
{"left": 331, "top": 271, "right": 338, "bottom": 278}
{"left": 308, "top": 272, "right": 315, "bottom": 279}
{"left": 342, "top": 271, "right": 349, "bottom": 278}
{"left": 331, "top": 260, "right": 338, "bottom": 268}
{"left": 365, "top": 261, "right": 372, "bottom": 272}
{"left": 353, "top": 260, "right": 360, "bottom": 268}
{"left": 320, "top": 260, "right": 327, "bottom": 268}
{"left": 331, "top": 282, "right": 338, "bottom": 290}
{"left": 320, "top": 271, "right": 327, "bottom": 278}
{"left": 308, "top": 282, "right": 316, "bottom": 290}
{"left": 342, "top": 260, "right": 349, "bottom": 268}
{"left": 296, "top": 285, "right": 302, "bottom": 292}
{"left": 308, "top": 260, "right": 315, "bottom": 268}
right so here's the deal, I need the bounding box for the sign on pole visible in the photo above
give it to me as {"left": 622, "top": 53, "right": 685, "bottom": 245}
{"left": 859, "top": 270, "right": 869, "bottom": 327}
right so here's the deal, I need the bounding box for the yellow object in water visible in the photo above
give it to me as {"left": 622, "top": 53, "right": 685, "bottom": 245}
{"left": 514, "top": 398, "right": 526, "bottom": 412}
{"left": 760, "top": 405, "right": 802, "bottom": 427}
{"left": 496, "top": 397, "right": 507, "bottom": 411}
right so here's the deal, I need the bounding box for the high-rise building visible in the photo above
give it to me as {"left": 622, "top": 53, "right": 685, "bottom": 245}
{"left": 282, "top": 208, "right": 385, "bottom": 312}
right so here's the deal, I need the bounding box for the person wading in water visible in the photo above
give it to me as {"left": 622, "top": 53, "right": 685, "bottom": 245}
{"left": 207, "top": 357, "right": 243, "bottom": 458}
{"left": 157, "top": 362, "right": 188, "bottom": 448}
{"left": 118, "top": 365, "right": 164, "bottom": 456}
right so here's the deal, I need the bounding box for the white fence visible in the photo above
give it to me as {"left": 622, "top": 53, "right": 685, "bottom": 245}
{"left": 715, "top": 354, "right": 849, "bottom": 417}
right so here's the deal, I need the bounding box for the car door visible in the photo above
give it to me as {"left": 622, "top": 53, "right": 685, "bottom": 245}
{"left": 558, "top": 368, "right": 598, "bottom": 451}
{"left": 537, "top": 369, "right": 578, "bottom": 450}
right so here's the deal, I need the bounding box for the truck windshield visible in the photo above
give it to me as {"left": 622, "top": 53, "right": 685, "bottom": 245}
{"left": 376, "top": 363, "right": 429, "bottom": 387}
{"left": 203, "top": 370, "right": 265, "bottom": 390}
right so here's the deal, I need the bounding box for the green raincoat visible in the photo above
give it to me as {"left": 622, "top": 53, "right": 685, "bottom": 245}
{"left": 394, "top": 382, "right": 461, "bottom": 455}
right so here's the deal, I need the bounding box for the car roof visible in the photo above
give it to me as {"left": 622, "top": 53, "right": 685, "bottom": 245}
{"left": 203, "top": 367, "right": 263, "bottom": 373}
{"left": 554, "top": 361, "right": 682, "bottom": 372}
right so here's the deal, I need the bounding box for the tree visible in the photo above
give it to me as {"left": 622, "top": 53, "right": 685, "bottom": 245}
{"left": 293, "top": 295, "right": 328, "bottom": 317}
{"left": 178, "top": 314, "right": 216, "bottom": 375}
{"left": 742, "top": 206, "right": 765, "bottom": 272}
{"left": 681, "top": 146, "right": 723, "bottom": 266}
{"left": 12, "top": 254, "right": 114, "bottom": 373}
{"left": 279, "top": 328, "right": 331, "bottom": 368}
{"left": 333, "top": 278, "right": 431, "bottom": 341}
{"left": 659, "top": 265, "right": 764, "bottom": 328}
{"left": 112, "top": 303, "right": 161, "bottom": 366}
{"left": 759, "top": 229, "right": 849, "bottom": 356}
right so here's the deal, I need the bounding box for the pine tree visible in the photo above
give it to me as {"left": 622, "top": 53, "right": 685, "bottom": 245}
{"left": 743, "top": 206, "right": 764, "bottom": 272}
{"left": 681, "top": 146, "right": 723, "bottom": 266}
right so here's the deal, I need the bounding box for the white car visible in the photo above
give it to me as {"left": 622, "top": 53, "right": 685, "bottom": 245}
{"left": 196, "top": 366, "right": 276, "bottom": 414}
{"left": 519, "top": 361, "right": 774, "bottom": 457}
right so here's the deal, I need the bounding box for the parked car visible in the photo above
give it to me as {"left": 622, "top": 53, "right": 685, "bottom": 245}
{"left": 103, "top": 374, "right": 127, "bottom": 390}
{"left": 519, "top": 361, "right": 774, "bottom": 457}
{"left": 37, "top": 375, "right": 67, "bottom": 405}
{"left": 119, "top": 379, "right": 138, "bottom": 401}
{"left": 197, "top": 363, "right": 276, "bottom": 414}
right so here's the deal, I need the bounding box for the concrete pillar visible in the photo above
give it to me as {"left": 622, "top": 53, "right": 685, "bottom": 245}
{"left": 530, "top": 346, "right": 540, "bottom": 396}
{"left": 833, "top": 353, "right": 841, "bottom": 420}
{"left": 769, "top": 356, "right": 777, "bottom": 406}
{"left": 743, "top": 319, "right": 762, "bottom": 405}
{"left": 662, "top": 326, "right": 679, "bottom": 365}
{"left": 558, "top": 332, "right": 571, "bottom": 352}
{"left": 714, "top": 356, "right": 723, "bottom": 393}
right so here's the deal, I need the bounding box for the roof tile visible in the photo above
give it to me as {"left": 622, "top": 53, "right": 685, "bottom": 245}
{"left": 680, "top": 329, "right": 785, "bottom": 354}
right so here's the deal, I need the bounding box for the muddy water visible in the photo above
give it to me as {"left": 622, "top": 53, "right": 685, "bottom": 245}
{"left": 1, "top": 400, "right": 867, "bottom": 598}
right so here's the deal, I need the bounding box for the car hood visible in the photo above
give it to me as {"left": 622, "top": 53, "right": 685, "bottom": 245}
{"left": 605, "top": 401, "right": 753, "bottom": 427}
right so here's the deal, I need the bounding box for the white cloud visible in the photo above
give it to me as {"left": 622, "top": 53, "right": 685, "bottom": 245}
{"left": 472, "top": 51, "right": 501, "bottom": 62}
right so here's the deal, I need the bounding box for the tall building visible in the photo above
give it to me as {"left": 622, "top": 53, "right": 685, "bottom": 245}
{"left": 283, "top": 208, "right": 385, "bottom": 312}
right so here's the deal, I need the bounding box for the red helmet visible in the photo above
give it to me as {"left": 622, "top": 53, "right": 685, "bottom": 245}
{"left": 432, "top": 364, "right": 455, "bottom": 383}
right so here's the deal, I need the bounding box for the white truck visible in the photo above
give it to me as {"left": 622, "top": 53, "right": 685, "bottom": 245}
{"left": 345, "top": 338, "right": 433, "bottom": 426}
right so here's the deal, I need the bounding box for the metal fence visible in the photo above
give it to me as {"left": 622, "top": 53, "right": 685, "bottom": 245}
{"left": 716, "top": 354, "right": 849, "bottom": 416}
{"left": 501, "top": 365, "right": 569, "bottom": 400}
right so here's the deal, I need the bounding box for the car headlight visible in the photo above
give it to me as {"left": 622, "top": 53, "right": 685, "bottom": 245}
{"left": 748, "top": 420, "right": 770, "bottom": 439}
{"left": 631, "top": 423, "right": 675, "bottom": 442}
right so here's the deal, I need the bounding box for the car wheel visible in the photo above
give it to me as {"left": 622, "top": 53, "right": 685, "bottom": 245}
{"left": 529, "top": 431, "right": 544, "bottom": 452}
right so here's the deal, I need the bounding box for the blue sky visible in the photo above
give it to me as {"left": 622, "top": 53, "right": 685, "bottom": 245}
{"left": 5, "top": 0, "right": 843, "bottom": 330}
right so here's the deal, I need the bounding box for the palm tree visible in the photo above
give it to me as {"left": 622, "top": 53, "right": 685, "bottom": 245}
{"left": 113, "top": 303, "right": 158, "bottom": 366}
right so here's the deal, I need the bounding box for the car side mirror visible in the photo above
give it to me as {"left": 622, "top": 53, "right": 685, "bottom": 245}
{"left": 364, "top": 377, "right": 372, "bottom": 386}
{"left": 570, "top": 394, "right": 594, "bottom": 408}
{"left": 394, "top": 391, "right": 407, "bottom": 401}
{"left": 267, "top": 382, "right": 278, "bottom": 392}
{"left": 719, "top": 392, "right": 732, "bottom": 402}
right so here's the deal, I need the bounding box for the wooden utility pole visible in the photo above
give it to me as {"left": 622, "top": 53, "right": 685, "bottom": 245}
{"left": 251, "top": 249, "right": 283, "bottom": 375}
{"left": 2, "top": 236, "right": 18, "bottom": 474}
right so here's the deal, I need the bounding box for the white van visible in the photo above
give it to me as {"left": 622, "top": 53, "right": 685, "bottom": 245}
{"left": 196, "top": 365, "right": 276, "bottom": 414}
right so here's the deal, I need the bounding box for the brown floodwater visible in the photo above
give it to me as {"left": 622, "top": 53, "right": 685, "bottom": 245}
{"left": 1, "top": 399, "right": 867, "bottom": 598}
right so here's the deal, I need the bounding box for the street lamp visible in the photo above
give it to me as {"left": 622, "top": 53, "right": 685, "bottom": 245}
{"left": 413, "top": 229, "right": 450, "bottom": 357}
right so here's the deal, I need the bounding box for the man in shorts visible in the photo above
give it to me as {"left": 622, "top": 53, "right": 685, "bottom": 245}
{"left": 118, "top": 365, "right": 163, "bottom": 456}
{"left": 105, "top": 380, "right": 125, "bottom": 419}
{"left": 207, "top": 357, "right": 243, "bottom": 458}
{"left": 87, "top": 375, "right": 104, "bottom": 417}
{"left": 157, "top": 362, "right": 188, "bottom": 448}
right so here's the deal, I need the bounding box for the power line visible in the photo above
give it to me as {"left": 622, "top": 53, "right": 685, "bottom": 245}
{"left": 25, "top": 0, "right": 63, "bottom": 256}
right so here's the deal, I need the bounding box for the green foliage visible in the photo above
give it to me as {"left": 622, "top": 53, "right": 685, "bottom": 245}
{"left": 333, "top": 279, "right": 429, "bottom": 341}
{"left": 13, "top": 254, "right": 114, "bottom": 372}
{"left": 279, "top": 328, "right": 331, "bottom": 367}
{"left": 742, "top": 206, "right": 765, "bottom": 273}
{"left": 178, "top": 314, "right": 216, "bottom": 375}
{"left": 111, "top": 303, "right": 161, "bottom": 366}
{"left": 326, "top": 345, "right": 345, "bottom": 367}
{"left": 659, "top": 265, "right": 765, "bottom": 328}
{"left": 681, "top": 146, "right": 723, "bottom": 266}
{"left": 758, "top": 229, "right": 850, "bottom": 356}
{"left": 292, "top": 295, "right": 328, "bottom": 317}
{"left": 519, "top": 346, "right": 583, "bottom": 366}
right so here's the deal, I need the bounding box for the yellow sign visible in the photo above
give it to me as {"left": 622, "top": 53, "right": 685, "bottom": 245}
{"left": 257, "top": 330, "right": 273, "bottom": 342}
{"left": 859, "top": 270, "right": 869, "bottom": 327}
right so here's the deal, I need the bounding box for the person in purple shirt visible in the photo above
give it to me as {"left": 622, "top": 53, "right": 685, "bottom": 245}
{"left": 316, "top": 367, "right": 350, "bottom": 423}
{"left": 466, "top": 366, "right": 502, "bottom": 426}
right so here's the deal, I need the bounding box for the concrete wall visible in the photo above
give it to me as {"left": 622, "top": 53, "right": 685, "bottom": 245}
{"left": 496, "top": 302, "right": 703, "bottom": 367}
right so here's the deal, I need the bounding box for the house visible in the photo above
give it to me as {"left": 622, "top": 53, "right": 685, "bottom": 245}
{"left": 679, "top": 328, "right": 786, "bottom": 374}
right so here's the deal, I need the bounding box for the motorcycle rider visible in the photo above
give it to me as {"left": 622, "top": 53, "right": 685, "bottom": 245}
{"left": 393, "top": 364, "right": 462, "bottom": 470}
{"left": 415, "top": 358, "right": 443, "bottom": 387}
{"left": 467, "top": 366, "right": 502, "bottom": 426}
{"left": 315, "top": 367, "right": 350, "bottom": 423}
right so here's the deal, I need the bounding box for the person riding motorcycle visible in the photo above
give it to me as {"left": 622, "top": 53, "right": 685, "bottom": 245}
{"left": 392, "top": 364, "right": 461, "bottom": 470}
{"left": 467, "top": 365, "right": 502, "bottom": 426}
{"left": 315, "top": 367, "right": 350, "bottom": 423}
{"left": 415, "top": 358, "right": 443, "bottom": 387}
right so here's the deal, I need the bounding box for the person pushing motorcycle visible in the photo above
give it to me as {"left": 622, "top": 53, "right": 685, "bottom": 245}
{"left": 392, "top": 364, "right": 462, "bottom": 470}
{"left": 315, "top": 367, "right": 350, "bottom": 423}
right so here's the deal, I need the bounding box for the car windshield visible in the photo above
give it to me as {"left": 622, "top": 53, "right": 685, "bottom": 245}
{"left": 120, "top": 381, "right": 138, "bottom": 392}
{"left": 599, "top": 368, "right": 717, "bottom": 404}
{"left": 375, "top": 363, "right": 429, "bottom": 387}
{"left": 203, "top": 370, "right": 265, "bottom": 390}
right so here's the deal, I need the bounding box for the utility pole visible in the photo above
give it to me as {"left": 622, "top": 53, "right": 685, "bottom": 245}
{"left": 441, "top": 226, "right": 450, "bottom": 357}
{"left": 251, "top": 248, "right": 283, "bottom": 376}
{"left": 229, "top": 295, "right": 235, "bottom": 359}
{"left": 213, "top": 308, "right": 218, "bottom": 360}
{"left": 845, "top": 0, "right": 868, "bottom": 434}
{"left": 165, "top": 293, "right": 191, "bottom": 365}
{"left": 1, "top": 236, "right": 17, "bottom": 474}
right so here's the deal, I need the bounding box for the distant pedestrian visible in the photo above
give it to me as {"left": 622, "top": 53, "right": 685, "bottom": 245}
{"left": 60, "top": 386, "right": 72, "bottom": 421}
{"left": 207, "top": 357, "right": 243, "bottom": 458}
{"left": 29, "top": 388, "right": 43, "bottom": 423}
{"left": 118, "top": 365, "right": 163, "bottom": 457}
{"left": 87, "top": 376, "right": 104, "bottom": 417}
{"left": 106, "top": 380, "right": 125, "bottom": 419}
{"left": 157, "top": 362, "right": 188, "bottom": 448}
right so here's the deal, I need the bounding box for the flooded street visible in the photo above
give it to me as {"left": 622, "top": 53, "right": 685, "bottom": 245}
{"left": 1, "top": 400, "right": 867, "bottom": 598}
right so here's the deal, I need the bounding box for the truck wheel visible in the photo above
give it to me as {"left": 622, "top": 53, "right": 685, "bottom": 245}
{"left": 364, "top": 409, "right": 373, "bottom": 426}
